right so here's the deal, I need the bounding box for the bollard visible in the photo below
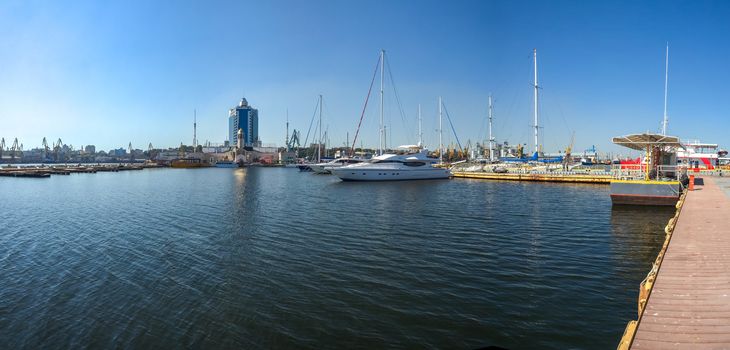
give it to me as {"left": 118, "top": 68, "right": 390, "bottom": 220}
{"left": 689, "top": 174, "right": 695, "bottom": 191}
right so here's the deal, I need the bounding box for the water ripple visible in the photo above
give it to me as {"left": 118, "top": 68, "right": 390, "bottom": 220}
{"left": 0, "top": 168, "right": 673, "bottom": 349}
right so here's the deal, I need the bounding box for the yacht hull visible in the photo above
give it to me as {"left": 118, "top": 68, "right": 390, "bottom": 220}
{"left": 310, "top": 164, "right": 338, "bottom": 174}
{"left": 332, "top": 168, "right": 451, "bottom": 181}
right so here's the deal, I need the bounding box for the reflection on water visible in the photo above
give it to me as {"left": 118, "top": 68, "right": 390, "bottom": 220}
{"left": 610, "top": 205, "right": 675, "bottom": 265}
{"left": 0, "top": 168, "right": 674, "bottom": 349}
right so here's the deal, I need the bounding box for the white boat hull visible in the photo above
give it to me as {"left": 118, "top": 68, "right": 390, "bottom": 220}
{"left": 331, "top": 167, "right": 451, "bottom": 181}
{"left": 215, "top": 162, "right": 241, "bottom": 168}
{"left": 310, "top": 164, "right": 338, "bottom": 174}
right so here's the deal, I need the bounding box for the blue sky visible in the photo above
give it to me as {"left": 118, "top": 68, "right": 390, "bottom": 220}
{"left": 1, "top": 0, "right": 728, "bottom": 154}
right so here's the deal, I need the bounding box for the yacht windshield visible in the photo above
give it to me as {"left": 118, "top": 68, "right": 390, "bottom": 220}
{"left": 403, "top": 162, "right": 426, "bottom": 167}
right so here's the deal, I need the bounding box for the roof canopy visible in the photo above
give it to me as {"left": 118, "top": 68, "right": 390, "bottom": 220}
{"left": 612, "top": 133, "right": 685, "bottom": 151}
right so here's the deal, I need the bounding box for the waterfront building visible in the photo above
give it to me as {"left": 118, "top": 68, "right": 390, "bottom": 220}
{"left": 84, "top": 145, "right": 96, "bottom": 154}
{"left": 111, "top": 148, "right": 126, "bottom": 157}
{"left": 228, "top": 98, "right": 260, "bottom": 148}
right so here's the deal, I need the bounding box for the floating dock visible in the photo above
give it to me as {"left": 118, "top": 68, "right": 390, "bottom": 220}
{"left": 0, "top": 164, "right": 151, "bottom": 178}
{"left": 451, "top": 171, "right": 612, "bottom": 184}
{"left": 619, "top": 176, "right": 730, "bottom": 349}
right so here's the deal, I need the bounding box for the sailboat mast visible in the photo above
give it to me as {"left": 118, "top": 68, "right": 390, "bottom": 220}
{"left": 379, "top": 49, "right": 385, "bottom": 155}
{"left": 318, "top": 94, "right": 322, "bottom": 163}
{"left": 533, "top": 48, "right": 539, "bottom": 155}
{"left": 193, "top": 109, "right": 197, "bottom": 149}
{"left": 285, "top": 109, "right": 290, "bottom": 152}
{"left": 489, "top": 94, "right": 494, "bottom": 162}
{"left": 439, "top": 96, "right": 443, "bottom": 164}
{"left": 662, "top": 43, "right": 669, "bottom": 135}
{"left": 418, "top": 104, "right": 423, "bottom": 148}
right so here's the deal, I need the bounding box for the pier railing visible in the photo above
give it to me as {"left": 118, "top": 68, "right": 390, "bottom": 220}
{"left": 610, "top": 164, "right": 684, "bottom": 181}
{"left": 452, "top": 164, "right": 611, "bottom": 176}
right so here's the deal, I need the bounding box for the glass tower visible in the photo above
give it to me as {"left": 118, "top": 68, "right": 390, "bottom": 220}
{"left": 228, "top": 98, "right": 259, "bottom": 148}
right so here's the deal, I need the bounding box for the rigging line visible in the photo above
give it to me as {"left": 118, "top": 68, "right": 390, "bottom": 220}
{"left": 350, "top": 54, "right": 381, "bottom": 156}
{"left": 385, "top": 58, "right": 409, "bottom": 132}
{"left": 441, "top": 102, "right": 463, "bottom": 152}
{"left": 302, "top": 97, "right": 320, "bottom": 152}
{"left": 321, "top": 98, "right": 333, "bottom": 143}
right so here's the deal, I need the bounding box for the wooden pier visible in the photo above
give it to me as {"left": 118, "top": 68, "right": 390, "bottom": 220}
{"left": 619, "top": 176, "right": 730, "bottom": 349}
{"left": 0, "top": 164, "right": 152, "bottom": 178}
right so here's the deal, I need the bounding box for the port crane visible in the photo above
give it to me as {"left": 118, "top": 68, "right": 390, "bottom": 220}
{"left": 42, "top": 137, "right": 50, "bottom": 161}
{"left": 564, "top": 131, "right": 575, "bottom": 169}
{"left": 0, "top": 138, "right": 4, "bottom": 160}
{"left": 10, "top": 138, "right": 20, "bottom": 161}
{"left": 287, "top": 129, "right": 300, "bottom": 153}
{"left": 53, "top": 138, "right": 63, "bottom": 162}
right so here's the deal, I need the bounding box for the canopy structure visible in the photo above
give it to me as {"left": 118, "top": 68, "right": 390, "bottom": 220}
{"left": 612, "top": 133, "right": 685, "bottom": 151}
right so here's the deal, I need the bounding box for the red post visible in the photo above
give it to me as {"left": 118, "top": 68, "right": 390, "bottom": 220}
{"left": 689, "top": 174, "right": 695, "bottom": 191}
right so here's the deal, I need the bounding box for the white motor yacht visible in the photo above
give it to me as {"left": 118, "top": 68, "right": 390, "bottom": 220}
{"left": 309, "top": 158, "right": 365, "bottom": 174}
{"left": 331, "top": 148, "right": 450, "bottom": 181}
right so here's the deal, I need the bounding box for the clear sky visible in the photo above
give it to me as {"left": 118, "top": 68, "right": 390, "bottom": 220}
{"left": 1, "top": 0, "right": 728, "bottom": 154}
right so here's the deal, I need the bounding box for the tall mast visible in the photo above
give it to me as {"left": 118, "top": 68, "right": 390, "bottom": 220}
{"left": 439, "top": 96, "right": 443, "bottom": 164}
{"left": 318, "top": 94, "right": 322, "bottom": 163}
{"left": 662, "top": 43, "right": 669, "bottom": 135}
{"left": 418, "top": 104, "right": 423, "bottom": 148}
{"left": 489, "top": 94, "right": 494, "bottom": 162}
{"left": 533, "top": 48, "right": 539, "bottom": 155}
{"left": 379, "top": 49, "right": 385, "bottom": 155}
{"left": 193, "top": 109, "right": 197, "bottom": 149}
{"left": 285, "top": 109, "right": 290, "bottom": 152}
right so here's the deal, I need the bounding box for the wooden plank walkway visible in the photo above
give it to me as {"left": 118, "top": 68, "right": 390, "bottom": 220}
{"left": 631, "top": 177, "right": 730, "bottom": 349}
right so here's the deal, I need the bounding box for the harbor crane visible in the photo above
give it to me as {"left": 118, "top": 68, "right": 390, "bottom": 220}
{"left": 0, "top": 138, "right": 4, "bottom": 160}
{"left": 42, "top": 137, "right": 50, "bottom": 161}
{"left": 53, "top": 138, "right": 63, "bottom": 162}
{"left": 564, "top": 131, "right": 575, "bottom": 169}
{"left": 10, "top": 138, "right": 20, "bottom": 161}
{"left": 287, "top": 129, "right": 300, "bottom": 153}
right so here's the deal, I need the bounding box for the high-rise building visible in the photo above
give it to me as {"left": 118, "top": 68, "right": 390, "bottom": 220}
{"left": 84, "top": 145, "right": 96, "bottom": 154}
{"left": 228, "top": 97, "right": 259, "bottom": 148}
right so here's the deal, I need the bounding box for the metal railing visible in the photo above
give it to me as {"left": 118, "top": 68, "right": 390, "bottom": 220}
{"left": 451, "top": 163, "right": 612, "bottom": 176}
{"left": 611, "top": 164, "right": 684, "bottom": 181}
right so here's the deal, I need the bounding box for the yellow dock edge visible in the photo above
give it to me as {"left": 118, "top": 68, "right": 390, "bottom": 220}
{"left": 616, "top": 190, "right": 687, "bottom": 350}
{"left": 451, "top": 171, "right": 612, "bottom": 184}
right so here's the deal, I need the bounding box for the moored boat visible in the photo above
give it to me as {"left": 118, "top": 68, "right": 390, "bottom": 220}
{"left": 609, "top": 133, "right": 685, "bottom": 206}
{"left": 331, "top": 148, "right": 450, "bottom": 181}
{"left": 171, "top": 158, "right": 211, "bottom": 168}
{"left": 215, "top": 161, "right": 242, "bottom": 168}
{"left": 309, "top": 158, "right": 365, "bottom": 174}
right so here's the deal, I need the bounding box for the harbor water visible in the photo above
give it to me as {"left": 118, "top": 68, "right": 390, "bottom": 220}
{"left": 0, "top": 167, "right": 674, "bottom": 349}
